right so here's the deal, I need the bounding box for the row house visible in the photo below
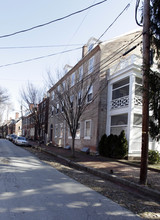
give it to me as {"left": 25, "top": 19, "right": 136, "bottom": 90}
{"left": 15, "top": 117, "right": 22, "bottom": 137}
{"left": 47, "top": 29, "right": 160, "bottom": 158}
{"left": 22, "top": 113, "right": 35, "bottom": 140}
{"left": 0, "top": 112, "right": 20, "bottom": 137}
{"left": 38, "top": 97, "right": 49, "bottom": 143}
{"left": 1, "top": 29, "right": 159, "bottom": 159}
{"left": 21, "top": 97, "right": 49, "bottom": 142}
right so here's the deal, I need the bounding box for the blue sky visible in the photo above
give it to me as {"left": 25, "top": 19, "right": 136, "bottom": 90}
{"left": 0, "top": 0, "right": 139, "bottom": 119}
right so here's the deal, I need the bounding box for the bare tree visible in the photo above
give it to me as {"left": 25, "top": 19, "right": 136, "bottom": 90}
{"left": 43, "top": 67, "right": 66, "bottom": 91}
{"left": 20, "top": 82, "right": 43, "bottom": 140}
{"left": 0, "top": 87, "right": 9, "bottom": 105}
{"left": 0, "top": 87, "right": 9, "bottom": 124}
{"left": 49, "top": 69, "right": 100, "bottom": 157}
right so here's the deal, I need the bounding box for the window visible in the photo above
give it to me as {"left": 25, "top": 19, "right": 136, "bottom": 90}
{"left": 61, "top": 101, "right": 64, "bottom": 112}
{"left": 51, "top": 106, "right": 54, "bottom": 116}
{"left": 135, "top": 77, "right": 142, "bottom": 97}
{"left": 84, "top": 120, "right": 91, "bottom": 139}
{"left": 110, "top": 114, "right": 128, "bottom": 136}
{"left": 70, "top": 95, "right": 74, "bottom": 108}
{"left": 112, "top": 77, "right": 129, "bottom": 100}
{"left": 79, "top": 66, "right": 83, "bottom": 81}
{"left": 111, "top": 114, "right": 128, "bottom": 126}
{"left": 51, "top": 91, "right": 54, "bottom": 100}
{"left": 76, "top": 122, "right": 81, "bottom": 139}
{"left": 88, "top": 43, "right": 94, "bottom": 52}
{"left": 71, "top": 72, "right": 75, "bottom": 87}
{"left": 56, "top": 103, "right": 59, "bottom": 114}
{"left": 87, "top": 86, "right": 93, "bottom": 103}
{"left": 134, "top": 114, "right": 142, "bottom": 126}
{"left": 60, "top": 123, "right": 63, "bottom": 138}
{"left": 55, "top": 124, "right": 58, "bottom": 138}
{"left": 78, "top": 90, "right": 82, "bottom": 106}
{"left": 62, "top": 81, "right": 65, "bottom": 91}
{"left": 88, "top": 57, "right": 94, "bottom": 74}
{"left": 57, "top": 85, "right": 60, "bottom": 92}
{"left": 68, "top": 127, "right": 72, "bottom": 139}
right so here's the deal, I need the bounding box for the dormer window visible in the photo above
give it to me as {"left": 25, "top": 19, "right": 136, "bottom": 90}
{"left": 88, "top": 43, "right": 94, "bottom": 52}
{"left": 86, "top": 37, "right": 99, "bottom": 53}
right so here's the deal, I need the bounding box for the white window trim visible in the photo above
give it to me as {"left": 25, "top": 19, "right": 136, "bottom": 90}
{"left": 88, "top": 56, "right": 94, "bottom": 74}
{"left": 71, "top": 72, "right": 75, "bottom": 87}
{"left": 62, "top": 81, "right": 66, "bottom": 91}
{"left": 57, "top": 85, "right": 60, "bottom": 92}
{"left": 112, "top": 77, "right": 130, "bottom": 101}
{"left": 51, "top": 91, "right": 55, "bottom": 100}
{"left": 77, "top": 90, "right": 82, "bottom": 106}
{"left": 84, "top": 119, "right": 92, "bottom": 139}
{"left": 86, "top": 85, "right": 93, "bottom": 103}
{"left": 79, "top": 66, "right": 83, "bottom": 81}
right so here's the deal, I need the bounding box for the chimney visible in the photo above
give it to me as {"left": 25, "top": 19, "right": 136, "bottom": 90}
{"left": 82, "top": 45, "right": 87, "bottom": 58}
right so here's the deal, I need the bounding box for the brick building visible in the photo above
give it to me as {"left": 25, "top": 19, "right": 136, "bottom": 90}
{"left": 47, "top": 29, "right": 159, "bottom": 158}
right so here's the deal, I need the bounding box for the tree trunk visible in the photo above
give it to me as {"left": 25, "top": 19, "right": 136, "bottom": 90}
{"left": 71, "top": 136, "right": 75, "bottom": 158}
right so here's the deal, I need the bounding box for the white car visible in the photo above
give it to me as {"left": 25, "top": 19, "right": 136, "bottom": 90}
{"left": 15, "top": 136, "right": 29, "bottom": 146}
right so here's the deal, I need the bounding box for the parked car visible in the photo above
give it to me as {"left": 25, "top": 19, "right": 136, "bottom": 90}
{"left": 6, "top": 134, "right": 10, "bottom": 139}
{"left": 12, "top": 135, "right": 18, "bottom": 143}
{"left": 15, "top": 136, "right": 29, "bottom": 146}
{"left": 9, "top": 134, "right": 17, "bottom": 142}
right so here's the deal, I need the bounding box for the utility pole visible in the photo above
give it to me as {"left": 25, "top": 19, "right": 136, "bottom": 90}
{"left": 140, "top": 0, "right": 150, "bottom": 185}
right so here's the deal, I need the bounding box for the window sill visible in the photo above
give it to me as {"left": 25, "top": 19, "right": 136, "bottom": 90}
{"left": 84, "top": 137, "right": 91, "bottom": 140}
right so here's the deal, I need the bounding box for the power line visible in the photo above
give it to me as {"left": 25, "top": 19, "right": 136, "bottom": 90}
{"left": 0, "top": 0, "right": 108, "bottom": 39}
{"left": 0, "top": 39, "right": 142, "bottom": 95}
{"left": 51, "top": 32, "right": 142, "bottom": 89}
{"left": 135, "top": 0, "right": 143, "bottom": 27}
{"left": 0, "top": 32, "right": 142, "bottom": 70}
{"left": 52, "top": 0, "right": 96, "bottom": 69}
{"left": 0, "top": 44, "right": 83, "bottom": 50}
{"left": 0, "top": 47, "right": 81, "bottom": 68}
{"left": 97, "top": 2, "right": 131, "bottom": 41}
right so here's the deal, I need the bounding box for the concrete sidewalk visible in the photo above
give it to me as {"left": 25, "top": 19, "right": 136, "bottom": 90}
{"left": 28, "top": 141, "right": 160, "bottom": 202}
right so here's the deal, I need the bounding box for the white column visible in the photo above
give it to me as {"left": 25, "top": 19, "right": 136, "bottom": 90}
{"left": 128, "top": 73, "right": 135, "bottom": 155}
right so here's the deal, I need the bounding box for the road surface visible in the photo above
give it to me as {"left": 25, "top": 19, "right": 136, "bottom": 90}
{"left": 0, "top": 139, "right": 140, "bottom": 220}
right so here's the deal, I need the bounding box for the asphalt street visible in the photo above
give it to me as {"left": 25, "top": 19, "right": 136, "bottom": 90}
{"left": 0, "top": 139, "right": 141, "bottom": 220}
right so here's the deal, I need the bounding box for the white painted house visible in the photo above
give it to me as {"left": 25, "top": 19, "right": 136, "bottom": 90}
{"left": 106, "top": 54, "right": 160, "bottom": 159}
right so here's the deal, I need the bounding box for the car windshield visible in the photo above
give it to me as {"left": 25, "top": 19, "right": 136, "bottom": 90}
{"left": 18, "top": 137, "right": 26, "bottom": 140}
{"left": 11, "top": 135, "right": 16, "bottom": 137}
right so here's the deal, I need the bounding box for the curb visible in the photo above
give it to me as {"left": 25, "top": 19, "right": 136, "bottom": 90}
{"left": 31, "top": 144, "right": 160, "bottom": 203}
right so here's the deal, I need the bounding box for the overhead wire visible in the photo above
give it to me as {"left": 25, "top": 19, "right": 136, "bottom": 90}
{"left": 135, "top": 0, "right": 143, "bottom": 27}
{"left": 46, "top": 33, "right": 143, "bottom": 85}
{"left": 0, "top": 44, "right": 83, "bottom": 50}
{"left": 0, "top": 32, "right": 142, "bottom": 83}
{"left": 0, "top": 1, "right": 139, "bottom": 69}
{"left": 52, "top": 0, "right": 97, "bottom": 72}
{"left": 0, "top": 47, "right": 81, "bottom": 68}
{"left": 0, "top": 32, "right": 142, "bottom": 70}
{"left": 97, "top": 1, "right": 131, "bottom": 41}
{"left": 0, "top": 0, "right": 108, "bottom": 39}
